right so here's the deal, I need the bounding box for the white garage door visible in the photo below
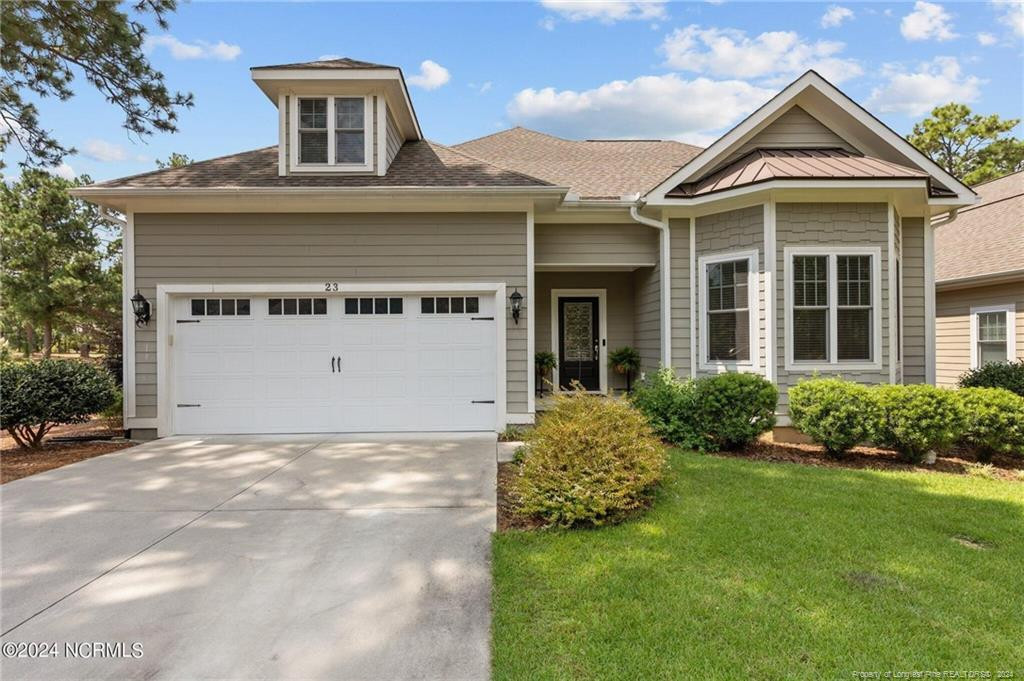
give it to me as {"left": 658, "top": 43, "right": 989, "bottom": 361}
{"left": 171, "top": 293, "right": 497, "bottom": 434}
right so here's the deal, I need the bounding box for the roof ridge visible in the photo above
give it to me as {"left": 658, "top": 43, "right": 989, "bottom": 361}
{"left": 91, "top": 146, "right": 277, "bottom": 187}
{"left": 454, "top": 126, "right": 574, "bottom": 148}
{"left": 425, "top": 138, "right": 555, "bottom": 186}
{"left": 970, "top": 168, "right": 1024, "bottom": 188}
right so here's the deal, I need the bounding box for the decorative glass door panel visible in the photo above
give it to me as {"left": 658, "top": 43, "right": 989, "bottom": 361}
{"left": 558, "top": 297, "right": 599, "bottom": 391}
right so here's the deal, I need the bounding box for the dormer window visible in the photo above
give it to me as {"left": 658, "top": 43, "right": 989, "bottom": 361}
{"left": 289, "top": 95, "right": 373, "bottom": 172}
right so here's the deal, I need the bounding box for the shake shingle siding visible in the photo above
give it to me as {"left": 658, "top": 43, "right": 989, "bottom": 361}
{"left": 132, "top": 212, "right": 529, "bottom": 417}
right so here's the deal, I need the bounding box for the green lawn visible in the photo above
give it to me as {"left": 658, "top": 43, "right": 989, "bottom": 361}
{"left": 492, "top": 450, "right": 1024, "bottom": 680}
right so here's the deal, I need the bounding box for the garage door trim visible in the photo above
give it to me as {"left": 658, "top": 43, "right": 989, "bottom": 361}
{"left": 156, "top": 282, "right": 508, "bottom": 437}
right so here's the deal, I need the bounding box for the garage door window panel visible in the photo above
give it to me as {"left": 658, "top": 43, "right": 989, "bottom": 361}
{"left": 268, "top": 298, "right": 328, "bottom": 316}
{"left": 191, "top": 298, "right": 251, "bottom": 317}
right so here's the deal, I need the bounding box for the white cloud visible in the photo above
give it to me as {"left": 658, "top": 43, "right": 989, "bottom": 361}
{"left": 507, "top": 73, "right": 774, "bottom": 141}
{"left": 539, "top": 16, "right": 557, "bottom": 30}
{"left": 45, "top": 162, "right": 76, "bottom": 180}
{"left": 976, "top": 32, "right": 998, "bottom": 46}
{"left": 900, "top": 1, "right": 957, "bottom": 41}
{"left": 992, "top": 0, "right": 1024, "bottom": 37}
{"left": 407, "top": 60, "right": 451, "bottom": 90}
{"left": 81, "top": 139, "right": 149, "bottom": 163}
{"left": 145, "top": 35, "right": 242, "bottom": 61}
{"left": 539, "top": 1, "right": 667, "bottom": 24}
{"left": 868, "top": 57, "right": 981, "bottom": 116}
{"left": 317, "top": 54, "right": 342, "bottom": 61}
{"left": 660, "top": 25, "right": 863, "bottom": 84}
{"left": 821, "top": 5, "right": 854, "bottom": 28}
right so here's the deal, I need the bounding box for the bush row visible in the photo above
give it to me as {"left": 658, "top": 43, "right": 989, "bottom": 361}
{"left": 958, "top": 358, "right": 1024, "bottom": 397}
{"left": 789, "top": 378, "right": 1024, "bottom": 462}
{"left": 630, "top": 369, "right": 778, "bottom": 452}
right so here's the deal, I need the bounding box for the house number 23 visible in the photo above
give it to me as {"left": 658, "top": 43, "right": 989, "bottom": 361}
{"left": 324, "top": 282, "right": 339, "bottom": 291}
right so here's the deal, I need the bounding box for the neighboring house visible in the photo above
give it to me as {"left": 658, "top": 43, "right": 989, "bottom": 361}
{"left": 74, "top": 58, "right": 976, "bottom": 439}
{"left": 934, "top": 171, "right": 1024, "bottom": 386}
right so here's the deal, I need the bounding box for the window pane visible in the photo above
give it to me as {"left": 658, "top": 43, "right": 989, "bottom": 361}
{"left": 345, "top": 298, "right": 358, "bottom": 315}
{"left": 359, "top": 298, "right": 373, "bottom": 314}
{"left": 191, "top": 299, "right": 205, "bottom": 316}
{"left": 374, "top": 297, "right": 388, "bottom": 314}
{"left": 298, "top": 298, "right": 312, "bottom": 315}
{"left": 793, "top": 256, "right": 828, "bottom": 306}
{"left": 389, "top": 297, "right": 403, "bottom": 314}
{"left": 206, "top": 299, "right": 220, "bottom": 316}
{"left": 794, "top": 309, "right": 828, "bottom": 361}
{"left": 421, "top": 297, "right": 434, "bottom": 314}
{"left": 978, "top": 311, "right": 1007, "bottom": 341}
{"left": 283, "top": 298, "right": 297, "bottom": 315}
{"left": 979, "top": 341, "right": 1008, "bottom": 366}
{"left": 708, "top": 311, "right": 750, "bottom": 361}
{"left": 269, "top": 299, "right": 282, "bottom": 315}
{"left": 236, "top": 299, "right": 250, "bottom": 315}
{"left": 299, "top": 99, "right": 326, "bottom": 128}
{"left": 222, "top": 299, "right": 236, "bottom": 315}
{"left": 436, "top": 297, "right": 450, "bottom": 314}
{"left": 465, "top": 297, "right": 479, "bottom": 314}
{"left": 451, "top": 297, "right": 465, "bottom": 313}
{"left": 299, "top": 131, "right": 328, "bottom": 164}
{"left": 837, "top": 308, "right": 871, "bottom": 360}
{"left": 335, "top": 98, "right": 364, "bottom": 128}
{"left": 313, "top": 298, "right": 327, "bottom": 315}
{"left": 336, "top": 131, "right": 365, "bottom": 164}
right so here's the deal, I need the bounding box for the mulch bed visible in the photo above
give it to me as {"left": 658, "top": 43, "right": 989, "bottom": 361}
{"left": 497, "top": 461, "right": 545, "bottom": 532}
{"left": 1, "top": 419, "right": 133, "bottom": 484}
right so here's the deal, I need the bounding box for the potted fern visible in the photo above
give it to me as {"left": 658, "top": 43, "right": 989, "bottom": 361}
{"left": 535, "top": 351, "right": 557, "bottom": 396}
{"left": 608, "top": 346, "right": 641, "bottom": 392}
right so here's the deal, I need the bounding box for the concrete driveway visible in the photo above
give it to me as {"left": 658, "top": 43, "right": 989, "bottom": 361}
{"left": 1, "top": 433, "right": 497, "bottom": 681}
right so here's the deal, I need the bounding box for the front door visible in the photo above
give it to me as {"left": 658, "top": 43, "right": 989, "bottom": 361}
{"left": 558, "top": 296, "right": 600, "bottom": 391}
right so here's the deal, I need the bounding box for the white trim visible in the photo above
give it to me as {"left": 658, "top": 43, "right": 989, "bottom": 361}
{"left": 505, "top": 413, "right": 535, "bottom": 425}
{"left": 375, "top": 96, "right": 387, "bottom": 176}
{"left": 887, "top": 203, "right": 897, "bottom": 383}
{"left": 763, "top": 200, "right": 777, "bottom": 383}
{"left": 689, "top": 217, "right": 697, "bottom": 378}
{"left": 550, "top": 288, "right": 608, "bottom": 393}
{"left": 526, "top": 207, "right": 536, "bottom": 414}
{"left": 697, "top": 249, "right": 761, "bottom": 373}
{"left": 123, "top": 211, "right": 136, "bottom": 420}
{"left": 277, "top": 94, "right": 287, "bottom": 176}
{"left": 645, "top": 71, "right": 974, "bottom": 203}
{"left": 969, "top": 303, "right": 1016, "bottom": 370}
{"left": 289, "top": 95, "right": 374, "bottom": 173}
{"left": 924, "top": 221, "right": 936, "bottom": 384}
{"left": 535, "top": 262, "right": 656, "bottom": 272}
{"left": 156, "top": 282, "right": 508, "bottom": 437}
{"left": 782, "top": 246, "right": 884, "bottom": 372}
{"left": 125, "top": 417, "right": 158, "bottom": 430}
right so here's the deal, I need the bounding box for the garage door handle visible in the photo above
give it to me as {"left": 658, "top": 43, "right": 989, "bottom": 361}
{"left": 471, "top": 400, "right": 495, "bottom": 404}
{"left": 331, "top": 356, "right": 336, "bottom": 373}
{"left": 471, "top": 317, "right": 493, "bottom": 321}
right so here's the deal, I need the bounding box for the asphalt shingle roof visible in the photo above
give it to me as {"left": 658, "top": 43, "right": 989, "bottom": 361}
{"left": 934, "top": 171, "right": 1024, "bottom": 282}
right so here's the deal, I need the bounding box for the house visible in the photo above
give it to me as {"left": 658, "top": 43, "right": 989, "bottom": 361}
{"left": 934, "top": 171, "right": 1023, "bottom": 386}
{"left": 74, "top": 58, "right": 976, "bottom": 439}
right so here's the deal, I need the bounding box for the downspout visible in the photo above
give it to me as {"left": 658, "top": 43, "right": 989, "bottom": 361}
{"left": 629, "top": 202, "right": 672, "bottom": 370}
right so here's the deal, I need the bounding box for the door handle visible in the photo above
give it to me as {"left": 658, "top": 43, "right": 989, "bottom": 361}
{"left": 336, "top": 355, "right": 341, "bottom": 373}
{"left": 331, "top": 356, "right": 336, "bottom": 373}
{"left": 593, "top": 342, "right": 599, "bottom": 360}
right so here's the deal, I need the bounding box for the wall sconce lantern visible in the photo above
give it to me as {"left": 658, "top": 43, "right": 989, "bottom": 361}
{"left": 131, "top": 291, "right": 151, "bottom": 327}
{"left": 509, "top": 288, "right": 523, "bottom": 325}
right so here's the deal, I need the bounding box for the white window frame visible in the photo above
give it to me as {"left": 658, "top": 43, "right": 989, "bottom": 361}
{"left": 290, "top": 95, "right": 373, "bottom": 173}
{"left": 970, "top": 303, "right": 1016, "bottom": 369}
{"left": 783, "top": 246, "right": 883, "bottom": 372}
{"left": 698, "top": 249, "right": 760, "bottom": 372}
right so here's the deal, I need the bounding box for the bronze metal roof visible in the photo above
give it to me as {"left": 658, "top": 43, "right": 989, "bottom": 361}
{"left": 251, "top": 58, "right": 397, "bottom": 70}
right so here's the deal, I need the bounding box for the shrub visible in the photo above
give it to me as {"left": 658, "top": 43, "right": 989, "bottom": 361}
{"left": 629, "top": 368, "right": 705, "bottom": 449}
{"left": 873, "top": 384, "right": 965, "bottom": 463}
{"left": 958, "top": 387, "right": 1024, "bottom": 461}
{"left": 958, "top": 359, "right": 1024, "bottom": 397}
{"left": 0, "top": 359, "right": 118, "bottom": 448}
{"left": 694, "top": 372, "right": 778, "bottom": 450}
{"left": 512, "top": 391, "right": 667, "bottom": 527}
{"left": 788, "top": 378, "right": 880, "bottom": 457}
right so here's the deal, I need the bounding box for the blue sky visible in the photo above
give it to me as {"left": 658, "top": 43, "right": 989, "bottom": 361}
{"left": 12, "top": 1, "right": 1024, "bottom": 182}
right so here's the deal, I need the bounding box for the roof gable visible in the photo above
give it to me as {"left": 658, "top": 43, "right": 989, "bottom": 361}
{"left": 645, "top": 70, "right": 976, "bottom": 205}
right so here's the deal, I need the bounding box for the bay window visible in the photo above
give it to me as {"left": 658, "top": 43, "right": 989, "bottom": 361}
{"left": 699, "top": 250, "right": 759, "bottom": 368}
{"left": 971, "top": 304, "right": 1016, "bottom": 369}
{"left": 291, "top": 95, "right": 371, "bottom": 170}
{"left": 785, "top": 247, "right": 881, "bottom": 370}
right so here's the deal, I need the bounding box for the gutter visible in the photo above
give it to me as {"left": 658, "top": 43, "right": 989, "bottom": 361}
{"left": 72, "top": 185, "right": 570, "bottom": 198}
{"left": 627, "top": 197, "right": 673, "bottom": 371}
{"left": 936, "top": 268, "right": 1024, "bottom": 292}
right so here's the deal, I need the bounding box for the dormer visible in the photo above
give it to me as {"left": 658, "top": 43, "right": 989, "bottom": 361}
{"left": 251, "top": 58, "right": 422, "bottom": 177}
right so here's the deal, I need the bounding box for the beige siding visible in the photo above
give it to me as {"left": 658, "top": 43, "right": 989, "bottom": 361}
{"left": 633, "top": 265, "right": 661, "bottom": 377}
{"left": 535, "top": 223, "right": 658, "bottom": 267}
{"left": 936, "top": 282, "right": 1024, "bottom": 387}
{"left": 694, "top": 205, "right": 766, "bottom": 378}
{"left": 902, "top": 217, "right": 927, "bottom": 383}
{"left": 669, "top": 218, "right": 692, "bottom": 376}
{"left": 775, "top": 203, "right": 891, "bottom": 413}
{"left": 535, "top": 271, "right": 635, "bottom": 391}
{"left": 132, "top": 212, "right": 529, "bottom": 418}
{"left": 385, "top": 106, "right": 402, "bottom": 169}
{"left": 720, "top": 106, "right": 855, "bottom": 168}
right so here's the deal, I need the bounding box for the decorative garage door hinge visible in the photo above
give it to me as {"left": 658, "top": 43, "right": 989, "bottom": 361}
{"left": 176, "top": 319, "right": 201, "bottom": 323}
{"left": 471, "top": 400, "right": 495, "bottom": 404}
{"left": 176, "top": 404, "right": 201, "bottom": 408}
